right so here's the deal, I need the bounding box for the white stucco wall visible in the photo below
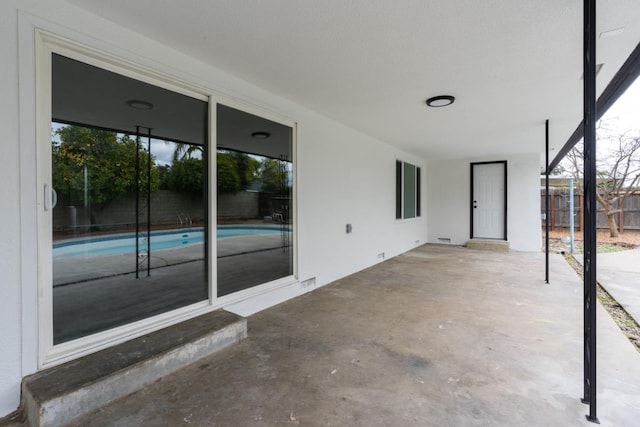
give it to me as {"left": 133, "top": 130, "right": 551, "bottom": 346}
{"left": 0, "top": 1, "right": 24, "bottom": 418}
{"left": 426, "top": 154, "right": 542, "bottom": 252}
{"left": 0, "top": 0, "right": 428, "bottom": 416}
{"left": 297, "top": 117, "right": 427, "bottom": 286}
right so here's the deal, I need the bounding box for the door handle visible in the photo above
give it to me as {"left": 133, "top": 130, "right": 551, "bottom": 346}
{"left": 44, "top": 184, "right": 58, "bottom": 211}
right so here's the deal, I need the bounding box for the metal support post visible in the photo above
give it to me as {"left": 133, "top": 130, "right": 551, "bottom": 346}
{"left": 146, "top": 128, "right": 152, "bottom": 276}
{"left": 582, "top": 0, "right": 599, "bottom": 423}
{"left": 570, "top": 179, "right": 575, "bottom": 254}
{"left": 545, "top": 120, "right": 550, "bottom": 284}
{"left": 135, "top": 126, "right": 140, "bottom": 279}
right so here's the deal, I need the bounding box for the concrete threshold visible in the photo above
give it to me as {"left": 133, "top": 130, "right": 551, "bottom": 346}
{"left": 21, "top": 310, "right": 246, "bottom": 427}
{"left": 466, "top": 238, "right": 510, "bottom": 251}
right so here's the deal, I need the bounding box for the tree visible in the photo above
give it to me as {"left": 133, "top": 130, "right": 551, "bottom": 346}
{"left": 216, "top": 152, "right": 241, "bottom": 193}
{"left": 229, "top": 151, "right": 259, "bottom": 190}
{"left": 172, "top": 142, "right": 204, "bottom": 161}
{"left": 245, "top": 155, "right": 261, "bottom": 188}
{"left": 53, "top": 125, "right": 160, "bottom": 206}
{"left": 157, "top": 164, "right": 171, "bottom": 190}
{"left": 166, "top": 157, "right": 205, "bottom": 194}
{"left": 258, "top": 158, "right": 290, "bottom": 195}
{"left": 561, "top": 124, "right": 640, "bottom": 237}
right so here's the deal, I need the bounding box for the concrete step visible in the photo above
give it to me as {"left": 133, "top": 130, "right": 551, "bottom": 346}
{"left": 21, "top": 310, "right": 246, "bottom": 427}
{"left": 466, "top": 239, "right": 510, "bottom": 251}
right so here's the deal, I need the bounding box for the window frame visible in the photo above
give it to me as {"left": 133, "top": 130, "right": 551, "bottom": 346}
{"left": 395, "top": 160, "right": 421, "bottom": 220}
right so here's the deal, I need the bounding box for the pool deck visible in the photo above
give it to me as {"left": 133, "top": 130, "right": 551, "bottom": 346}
{"left": 53, "top": 233, "right": 288, "bottom": 286}
{"left": 53, "top": 233, "right": 291, "bottom": 343}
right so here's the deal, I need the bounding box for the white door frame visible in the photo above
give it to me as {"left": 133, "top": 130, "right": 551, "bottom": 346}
{"left": 470, "top": 161, "right": 507, "bottom": 240}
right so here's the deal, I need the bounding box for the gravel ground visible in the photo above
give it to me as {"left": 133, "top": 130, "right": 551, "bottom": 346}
{"left": 545, "top": 229, "right": 639, "bottom": 254}
{"left": 548, "top": 228, "right": 640, "bottom": 246}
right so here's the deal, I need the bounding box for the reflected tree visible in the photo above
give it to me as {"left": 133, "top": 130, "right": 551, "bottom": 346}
{"left": 216, "top": 152, "right": 241, "bottom": 193}
{"left": 167, "top": 157, "right": 205, "bottom": 194}
{"left": 259, "top": 158, "right": 290, "bottom": 195}
{"left": 52, "top": 125, "right": 159, "bottom": 207}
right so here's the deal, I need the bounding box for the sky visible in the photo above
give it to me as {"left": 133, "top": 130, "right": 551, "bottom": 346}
{"left": 599, "top": 76, "right": 640, "bottom": 135}
{"left": 151, "top": 142, "right": 177, "bottom": 166}
{"left": 556, "top": 76, "right": 640, "bottom": 175}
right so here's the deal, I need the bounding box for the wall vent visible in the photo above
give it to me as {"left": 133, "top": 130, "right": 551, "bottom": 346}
{"left": 377, "top": 252, "right": 385, "bottom": 260}
{"left": 301, "top": 277, "right": 316, "bottom": 288}
{"left": 438, "top": 237, "right": 451, "bottom": 244}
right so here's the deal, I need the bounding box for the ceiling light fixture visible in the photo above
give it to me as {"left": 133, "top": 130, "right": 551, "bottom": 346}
{"left": 426, "top": 95, "right": 455, "bottom": 107}
{"left": 251, "top": 131, "right": 271, "bottom": 139}
{"left": 126, "top": 99, "right": 154, "bottom": 110}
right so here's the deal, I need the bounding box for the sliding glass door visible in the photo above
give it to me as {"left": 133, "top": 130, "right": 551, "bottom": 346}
{"left": 51, "top": 53, "right": 209, "bottom": 344}
{"left": 40, "top": 38, "right": 296, "bottom": 360}
{"left": 216, "top": 104, "right": 294, "bottom": 296}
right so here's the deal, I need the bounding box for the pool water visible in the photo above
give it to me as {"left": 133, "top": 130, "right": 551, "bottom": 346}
{"left": 53, "top": 226, "right": 287, "bottom": 257}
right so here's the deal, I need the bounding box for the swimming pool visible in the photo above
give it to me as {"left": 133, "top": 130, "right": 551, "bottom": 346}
{"left": 53, "top": 226, "right": 288, "bottom": 257}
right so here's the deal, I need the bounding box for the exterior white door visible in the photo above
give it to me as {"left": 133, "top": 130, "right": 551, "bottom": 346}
{"left": 472, "top": 162, "right": 506, "bottom": 240}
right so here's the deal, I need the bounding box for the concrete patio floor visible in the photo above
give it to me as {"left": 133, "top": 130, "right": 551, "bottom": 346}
{"left": 67, "top": 245, "right": 640, "bottom": 426}
{"left": 596, "top": 248, "right": 640, "bottom": 325}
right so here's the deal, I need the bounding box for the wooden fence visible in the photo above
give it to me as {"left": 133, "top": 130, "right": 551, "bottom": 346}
{"left": 540, "top": 189, "right": 640, "bottom": 231}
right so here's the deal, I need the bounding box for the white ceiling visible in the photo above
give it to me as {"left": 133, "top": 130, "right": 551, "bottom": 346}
{"left": 64, "top": 0, "right": 640, "bottom": 162}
